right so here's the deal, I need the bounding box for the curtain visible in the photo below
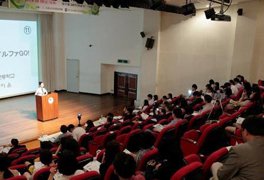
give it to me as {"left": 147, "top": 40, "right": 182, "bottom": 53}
{"left": 38, "top": 14, "right": 56, "bottom": 91}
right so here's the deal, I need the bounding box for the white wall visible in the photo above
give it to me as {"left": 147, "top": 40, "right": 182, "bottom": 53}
{"left": 63, "top": 8, "right": 144, "bottom": 94}
{"left": 157, "top": 8, "right": 237, "bottom": 96}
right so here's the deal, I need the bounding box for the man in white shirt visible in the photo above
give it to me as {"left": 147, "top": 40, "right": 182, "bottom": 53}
{"left": 35, "top": 82, "right": 48, "bottom": 96}
{"left": 147, "top": 94, "right": 154, "bottom": 106}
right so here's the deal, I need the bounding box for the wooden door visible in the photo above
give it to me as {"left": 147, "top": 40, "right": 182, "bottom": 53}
{"left": 114, "top": 72, "right": 137, "bottom": 100}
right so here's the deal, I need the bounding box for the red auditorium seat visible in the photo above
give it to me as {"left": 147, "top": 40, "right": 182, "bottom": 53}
{"left": 10, "top": 147, "right": 28, "bottom": 155}
{"left": 170, "top": 162, "right": 203, "bottom": 180}
{"left": 70, "top": 171, "right": 100, "bottom": 180}
{"left": 137, "top": 148, "right": 159, "bottom": 171}
{"left": 154, "top": 119, "right": 188, "bottom": 148}
{"left": 96, "top": 149, "right": 105, "bottom": 162}
{"left": 9, "top": 164, "right": 28, "bottom": 175}
{"left": 76, "top": 153, "right": 94, "bottom": 169}
{"left": 230, "top": 88, "right": 243, "bottom": 101}
{"left": 142, "top": 123, "right": 155, "bottom": 131}
{"left": 11, "top": 154, "right": 36, "bottom": 166}
{"left": 6, "top": 176, "right": 27, "bottom": 180}
{"left": 117, "top": 125, "right": 132, "bottom": 135}
{"left": 158, "top": 118, "right": 171, "bottom": 125}
{"left": 21, "top": 147, "right": 40, "bottom": 157}
{"left": 202, "top": 147, "right": 229, "bottom": 180}
{"left": 181, "top": 123, "right": 228, "bottom": 157}
{"left": 104, "top": 164, "right": 117, "bottom": 180}
{"left": 7, "top": 153, "right": 20, "bottom": 162}
{"left": 32, "top": 167, "right": 50, "bottom": 180}
{"left": 187, "top": 110, "right": 210, "bottom": 130}
{"left": 193, "top": 102, "right": 205, "bottom": 111}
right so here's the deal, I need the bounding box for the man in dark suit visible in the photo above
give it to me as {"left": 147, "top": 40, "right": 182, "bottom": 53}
{"left": 211, "top": 116, "right": 264, "bottom": 180}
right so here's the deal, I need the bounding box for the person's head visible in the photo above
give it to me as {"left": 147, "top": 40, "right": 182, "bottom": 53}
{"left": 60, "top": 125, "right": 68, "bottom": 134}
{"left": 234, "top": 78, "right": 240, "bottom": 84}
{"left": 143, "top": 99, "right": 149, "bottom": 106}
{"left": 204, "top": 94, "right": 212, "bottom": 103}
{"left": 243, "top": 82, "right": 252, "bottom": 95}
{"left": 141, "top": 131, "right": 155, "bottom": 149}
{"left": 241, "top": 116, "right": 264, "bottom": 142}
{"left": 57, "top": 150, "right": 78, "bottom": 176}
{"left": 206, "top": 84, "right": 213, "bottom": 92}
{"left": 107, "top": 116, "right": 113, "bottom": 124}
{"left": 147, "top": 94, "right": 153, "bottom": 100}
{"left": 107, "top": 113, "right": 114, "bottom": 119}
{"left": 164, "top": 101, "right": 172, "bottom": 112}
{"left": 67, "top": 124, "right": 75, "bottom": 133}
{"left": 209, "top": 79, "right": 215, "bottom": 85}
{"left": 153, "top": 95, "right": 159, "bottom": 101}
{"left": 113, "top": 152, "right": 136, "bottom": 179}
{"left": 104, "top": 140, "right": 121, "bottom": 163}
{"left": 237, "top": 75, "right": 244, "bottom": 83}
{"left": 229, "top": 79, "right": 235, "bottom": 85}
{"left": 214, "top": 82, "right": 220, "bottom": 89}
{"left": 224, "top": 82, "right": 231, "bottom": 88}
{"left": 192, "top": 84, "right": 197, "bottom": 91}
{"left": 126, "top": 132, "right": 143, "bottom": 153}
{"left": 0, "top": 153, "right": 11, "bottom": 172}
{"left": 168, "top": 93, "right": 173, "bottom": 99}
{"left": 86, "top": 120, "right": 94, "bottom": 129}
{"left": 60, "top": 138, "right": 80, "bottom": 157}
{"left": 39, "top": 150, "right": 53, "bottom": 166}
{"left": 179, "top": 98, "right": 188, "bottom": 108}
{"left": 172, "top": 108, "right": 183, "bottom": 119}
{"left": 39, "top": 81, "right": 44, "bottom": 88}
{"left": 193, "top": 91, "right": 201, "bottom": 98}
{"left": 11, "top": 138, "right": 19, "bottom": 147}
{"left": 225, "top": 88, "right": 232, "bottom": 98}
{"left": 162, "top": 95, "right": 168, "bottom": 100}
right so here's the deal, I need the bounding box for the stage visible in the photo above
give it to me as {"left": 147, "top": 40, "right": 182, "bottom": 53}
{"left": 0, "top": 92, "right": 128, "bottom": 146}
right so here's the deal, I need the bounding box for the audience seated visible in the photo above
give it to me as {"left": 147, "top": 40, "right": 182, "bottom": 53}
{"left": 8, "top": 139, "right": 26, "bottom": 154}
{"left": 200, "top": 95, "right": 213, "bottom": 114}
{"left": 48, "top": 150, "right": 84, "bottom": 180}
{"left": 85, "top": 120, "right": 95, "bottom": 133}
{"left": 53, "top": 125, "right": 72, "bottom": 144}
{"left": 0, "top": 153, "right": 20, "bottom": 179}
{"left": 113, "top": 152, "right": 145, "bottom": 180}
{"left": 99, "top": 140, "right": 121, "bottom": 179}
{"left": 211, "top": 116, "right": 264, "bottom": 180}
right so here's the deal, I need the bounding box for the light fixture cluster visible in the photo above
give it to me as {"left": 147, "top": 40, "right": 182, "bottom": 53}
{"left": 204, "top": 0, "right": 232, "bottom": 22}
{"left": 74, "top": 0, "right": 130, "bottom": 9}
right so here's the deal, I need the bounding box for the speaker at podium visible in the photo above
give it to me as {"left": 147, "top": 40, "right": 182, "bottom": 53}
{"left": 35, "top": 92, "right": 59, "bottom": 121}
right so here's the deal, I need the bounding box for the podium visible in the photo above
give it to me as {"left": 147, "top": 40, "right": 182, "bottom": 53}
{"left": 36, "top": 92, "right": 59, "bottom": 121}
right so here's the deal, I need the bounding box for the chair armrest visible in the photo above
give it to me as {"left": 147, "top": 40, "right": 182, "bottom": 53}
{"left": 180, "top": 137, "right": 199, "bottom": 156}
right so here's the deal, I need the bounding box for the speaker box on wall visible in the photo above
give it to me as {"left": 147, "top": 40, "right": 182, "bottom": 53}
{"left": 140, "top": 31, "right": 146, "bottom": 38}
{"left": 237, "top": 8, "right": 243, "bottom": 16}
{"left": 145, "top": 38, "right": 155, "bottom": 49}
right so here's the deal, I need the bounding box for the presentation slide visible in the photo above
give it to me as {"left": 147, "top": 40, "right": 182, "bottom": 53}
{"left": 0, "top": 20, "right": 39, "bottom": 99}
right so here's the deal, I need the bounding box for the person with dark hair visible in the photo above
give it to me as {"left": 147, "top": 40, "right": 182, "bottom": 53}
{"left": 234, "top": 78, "right": 243, "bottom": 90}
{"left": 60, "top": 138, "right": 80, "bottom": 157}
{"left": 99, "top": 141, "right": 121, "bottom": 179}
{"left": 236, "top": 75, "right": 245, "bottom": 85}
{"left": 142, "top": 99, "right": 149, "bottom": 112}
{"left": 167, "top": 93, "right": 173, "bottom": 102}
{"left": 48, "top": 150, "right": 84, "bottom": 180}
{"left": 8, "top": 138, "right": 26, "bottom": 154}
{"left": 54, "top": 125, "right": 72, "bottom": 144}
{"left": 153, "top": 95, "right": 159, "bottom": 102}
{"left": 67, "top": 124, "right": 75, "bottom": 133}
{"left": 135, "top": 131, "right": 155, "bottom": 165}
{"left": 24, "top": 150, "right": 55, "bottom": 178}
{"left": 189, "top": 91, "right": 203, "bottom": 108}
{"left": 229, "top": 79, "right": 239, "bottom": 96}
{"left": 147, "top": 94, "right": 154, "bottom": 106}
{"left": 209, "top": 79, "right": 215, "bottom": 86}
{"left": 113, "top": 152, "right": 145, "bottom": 180}
{"left": 200, "top": 94, "right": 213, "bottom": 114}
{"left": 165, "top": 108, "right": 183, "bottom": 127}
{"left": 123, "top": 106, "right": 135, "bottom": 121}
{"left": 85, "top": 120, "right": 95, "bottom": 132}
{"left": 211, "top": 116, "right": 264, "bottom": 180}
{"left": 190, "top": 84, "right": 198, "bottom": 97}
{"left": 0, "top": 153, "right": 19, "bottom": 179}
{"left": 205, "top": 84, "right": 214, "bottom": 97}
{"left": 35, "top": 81, "right": 48, "bottom": 96}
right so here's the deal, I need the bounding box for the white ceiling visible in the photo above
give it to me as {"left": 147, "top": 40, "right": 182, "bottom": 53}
{"left": 166, "top": 0, "right": 251, "bottom": 9}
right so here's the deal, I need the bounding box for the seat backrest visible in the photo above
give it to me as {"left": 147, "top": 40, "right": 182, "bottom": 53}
{"left": 104, "top": 164, "right": 118, "bottom": 180}
{"left": 137, "top": 148, "right": 159, "bottom": 171}
{"left": 9, "top": 164, "right": 28, "bottom": 175}
{"left": 6, "top": 176, "right": 27, "bottom": 180}
{"left": 124, "top": 129, "right": 142, "bottom": 148}
{"left": 154, "top": 124, "right": 177, "bottom": 148}
{"left": 202, "top": 147, "right": 229, "bottom": 179}
{"left": 11, "top": 155, "right": 36, "bottom": 166}
{"left": 7, "top": 153, "right": 20, "bottom": 162}
{"left": 69, "top": 171, "right": 100, "bottom": 180}
{"left": 21, "top": 147, "right": 40, "bottom": 157}
{"left": 10, "top": 147, "right": 27, "bottom": 155}
{"left": 170, "top": 162, "right": 203, "bottom": 180}
{"left": 33, "top": 167, "right": 51, "bottom": 180}
{"left": 188, "top": 111, "right": 210, "bottom": 130}
{"left": 76, "top": 153, "right": 94, "bottom": 169}
{"left": 197, "top": 123, "right": 228, "bottom": 156}
{"left": 117, "top": 125, "right": 132, "bottom": 135}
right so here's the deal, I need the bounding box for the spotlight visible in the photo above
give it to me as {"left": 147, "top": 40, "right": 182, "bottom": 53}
{"left": 204, "top": 8, "right": 215, "bottom": 19}
{"left": 181, "top": 3, "right": 196, "bottom": 16}
{"left": 237, "top": 8, "right": 243, "bottom": 16}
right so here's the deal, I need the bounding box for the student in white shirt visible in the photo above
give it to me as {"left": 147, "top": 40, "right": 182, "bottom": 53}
{"left": 35, "top": 82, "right": 48, "bottom": 96}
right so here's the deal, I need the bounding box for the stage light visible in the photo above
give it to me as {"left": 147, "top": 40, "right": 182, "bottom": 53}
{"left": 181, "top": 3, "right": 196, "bottom": 16}
{"left": 204, "top": 8, "right": 215, "bottom": 19}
